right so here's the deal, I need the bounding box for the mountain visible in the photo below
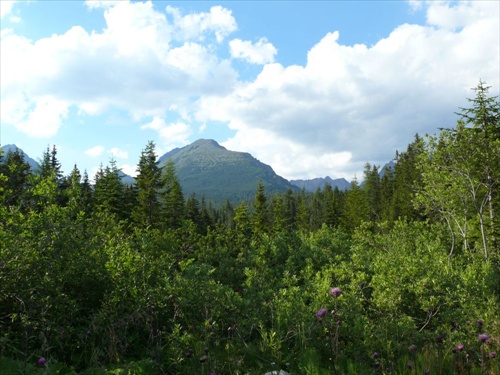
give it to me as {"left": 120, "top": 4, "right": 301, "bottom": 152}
{"left": 158, "top": 139, "right": 299, "bottom": 204}
{"left": 118, "top": 170, "right": 136, "bottom": 185}
{"left": 0, "top": 144, "right": 40, "bottom": 170}
{"left": 379, "top": 160, "right": 395, "bottom": 177}
{"left": 289, "top": 176, "right": 351, "bottom": 192}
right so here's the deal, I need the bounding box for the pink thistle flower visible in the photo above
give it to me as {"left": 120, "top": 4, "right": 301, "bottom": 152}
{"left": 329, "top": 287, "right": 342, "bottom": 297}
{"left": 315, "top": 308, "right": 327, "bottom": 319}
{"left": 478, "top": 334, "right": 490, "bottom": 343}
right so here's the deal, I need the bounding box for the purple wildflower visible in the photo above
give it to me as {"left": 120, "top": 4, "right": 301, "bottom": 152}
{"left": 478, "top": 334, "right": 490, "bottom": 343}
{"left": 424, "top": 370, "right": 430, "bottom": 375}
{"left": 373, "top": 351, "right": 379, "bottom": 358}
{"left": 329, "top": 287, "right": 342, "bottom": 297}
{"left": 374, "top": 361, "right": 380, "bottom": 367}
{"left": 37, "top": 357, "right": 46, "bottom": 366}
{"left": 457, "top": 344, "right": 464, "bottom": 351}
{"left": 407, "top": 362, "right": 413, "bottom": 369}
{"left": 315, "top": 308, "right": 327, "bottom": 319}
{"left": 477, "top": 319, "right": 483, "bottom": 326}
{"left": 199, "top": 355, "right": 208, "bottom": 363}
{"left": 490, "top": 351, "right": 496, "bottom": 358}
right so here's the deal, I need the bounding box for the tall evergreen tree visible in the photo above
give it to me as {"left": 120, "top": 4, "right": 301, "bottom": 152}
{"left": 269, "top": 193, "right": 286, "bottom": 234}
{"left": 252, "top": 181, "right": 269, "bottom": 235}
{"left": 295, "top": 188, "right": 309, "bottom": 232}
{"left": 380, "top": 164, "right": 395, "bottom": 222}
{"left": 159, "top": 159, "right": 184, "bottom": 229}
{"left": 342, "top": 177, "right": 367, "bottom": 231}
{"left": 363, "top": 163, "right": 381, "bottom": 222}
{"left": 132, "top": 141, "right": 161, "bottom": 228}
{"left": 1, "top": 148, "right": 32, "bottom": 209}
{"left": 393, "top": 135, "right": 425, "bottom": 221}
{"left": 93, "top": 159, "right": 126, "bottom": 220}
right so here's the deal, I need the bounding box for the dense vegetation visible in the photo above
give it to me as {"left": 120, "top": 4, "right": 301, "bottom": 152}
{"left": 1, "top": 82, "right": 499, "bottom": 374}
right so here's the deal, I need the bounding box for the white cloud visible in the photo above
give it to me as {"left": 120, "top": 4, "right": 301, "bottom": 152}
{"left": 14, "top": 96, "right": 69, "bottom": 138}
{"left": 84, "top": 0, "right": 119, "bottom": 10}
{"left": 166, "top": 5, "right": 237, "bottom": 43}
{"left": 198, "top": 1, "right": 499, "bottom": 179}
{"left": 119, "top": 163, "right": 137, "bottom": 177}
{"left": 222, "top": 129, "right": 353, "bottom": 180}
{"left": 229, "top": 37, "right": 277, "bottom": 64}
{"left": 85, "top": 145, "right": 105, "bottom": 157}
{"left": 108, "top": 147, "right": 128, "bottom": 159}
{"left": 407, "top": 0, "right": 423, "bottom": 12}
{"left": 1, "top": 0, "right": 17, "bottom": 19}
{"left": 0, "top": 2, "right": 238, "bottom": 136}
{"left": 141, "top": 116, "right": 193, "bottom": 151}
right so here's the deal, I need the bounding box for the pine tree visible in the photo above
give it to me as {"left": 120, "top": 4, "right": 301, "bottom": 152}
{"left": 132, "top": 141, "right": 161, "bottom": 227}
{"left": 380, "top": 164, "right": 395, "bottom": 223}
{"left": 252, "top": 181, "right": 269, "bottom": 235}
{"left": 363, "top": 163, "right": 381, "bottom": 222}
{"left": 159, "top": 159, "right": 184, "bottom": 229}
{"left": 295, "top": 188, "right": 309, "bottom": 232}
{"left": 269, "top": 193, "right": 286, "bottom": 234}
{"left": 342, "top": 177, "right": 366, "bottom": 231}
{"left": 1, "top": 148, "right": 32, "bottom": 209}
{"left": 393, "top": 135, "right": 425, "bottom": 221}
{"left": 93, "top": 159, "right": 126, "bottom": 219}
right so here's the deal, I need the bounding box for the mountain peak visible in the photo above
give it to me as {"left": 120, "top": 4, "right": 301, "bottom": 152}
{"left": 1, "top": 144, "right": 40, "bottom": 170}
{"left": 157, "top": 138, "right": 298, "bottom": 204}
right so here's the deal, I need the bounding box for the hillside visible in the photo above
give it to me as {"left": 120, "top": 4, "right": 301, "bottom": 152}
{"left": 158, "top": 139, "right": 299, "bottom": 204}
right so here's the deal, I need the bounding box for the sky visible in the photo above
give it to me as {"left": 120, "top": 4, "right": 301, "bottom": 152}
{"left": 1, "top": 0, "right": 499, "bottom": 182}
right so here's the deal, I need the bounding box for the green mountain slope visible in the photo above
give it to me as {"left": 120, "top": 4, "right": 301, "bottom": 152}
{"left": 158, "top": 139, "right": 299, "bottom": 204}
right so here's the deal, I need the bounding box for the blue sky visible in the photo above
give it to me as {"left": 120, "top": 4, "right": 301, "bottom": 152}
{"left": 1, "top": 0, "right": 499, "bottom": 181}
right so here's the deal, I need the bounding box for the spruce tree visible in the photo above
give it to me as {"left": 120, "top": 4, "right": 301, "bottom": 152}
{"left": 132, "top": 141, "right": 161, "bottom": 228}
{"left": 159, "top": 159, "right": 184, "bottom": 229}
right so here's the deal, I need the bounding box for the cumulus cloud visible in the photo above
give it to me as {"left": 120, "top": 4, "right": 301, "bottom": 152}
{"left": 85, "top": 145, "right": 105, "bottom": 157}
{"left": 120, "top": 163, "right": 138, "bottom": 177}
{"left": 0, "top": 0, "right": 19, "bottom": 20}
{"left": 141, "top": 116, "right": 193, "bottom": 151}
{"left": 13, "top": 96, "right": 69, "bottom": 138}
{"left": 229, "top": 37, "right": 277, "bottom": 64}
{"left": 198, "top": 1, "right": 499, "bottom": 179}
{"left": 166, "top": 5, "right": 237, "bottom": 43}
{"left": 222, "top": 129, "right": 353, "bottom": 180}
{"left": 0, "top": 2, "right": 238, "bottom": 137}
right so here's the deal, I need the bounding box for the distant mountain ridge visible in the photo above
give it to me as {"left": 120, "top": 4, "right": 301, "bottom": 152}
{"left": 289, "top": 176, "right": 351, "bottom": 192}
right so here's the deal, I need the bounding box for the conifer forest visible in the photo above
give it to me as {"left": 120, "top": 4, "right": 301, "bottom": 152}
{"left": 1, "top": 82, "right": 499, "bottom": 374}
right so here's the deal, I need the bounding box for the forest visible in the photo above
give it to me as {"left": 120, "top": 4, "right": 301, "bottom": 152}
{"left": 0, "top": 81, "right": 499, "bottom": 374}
